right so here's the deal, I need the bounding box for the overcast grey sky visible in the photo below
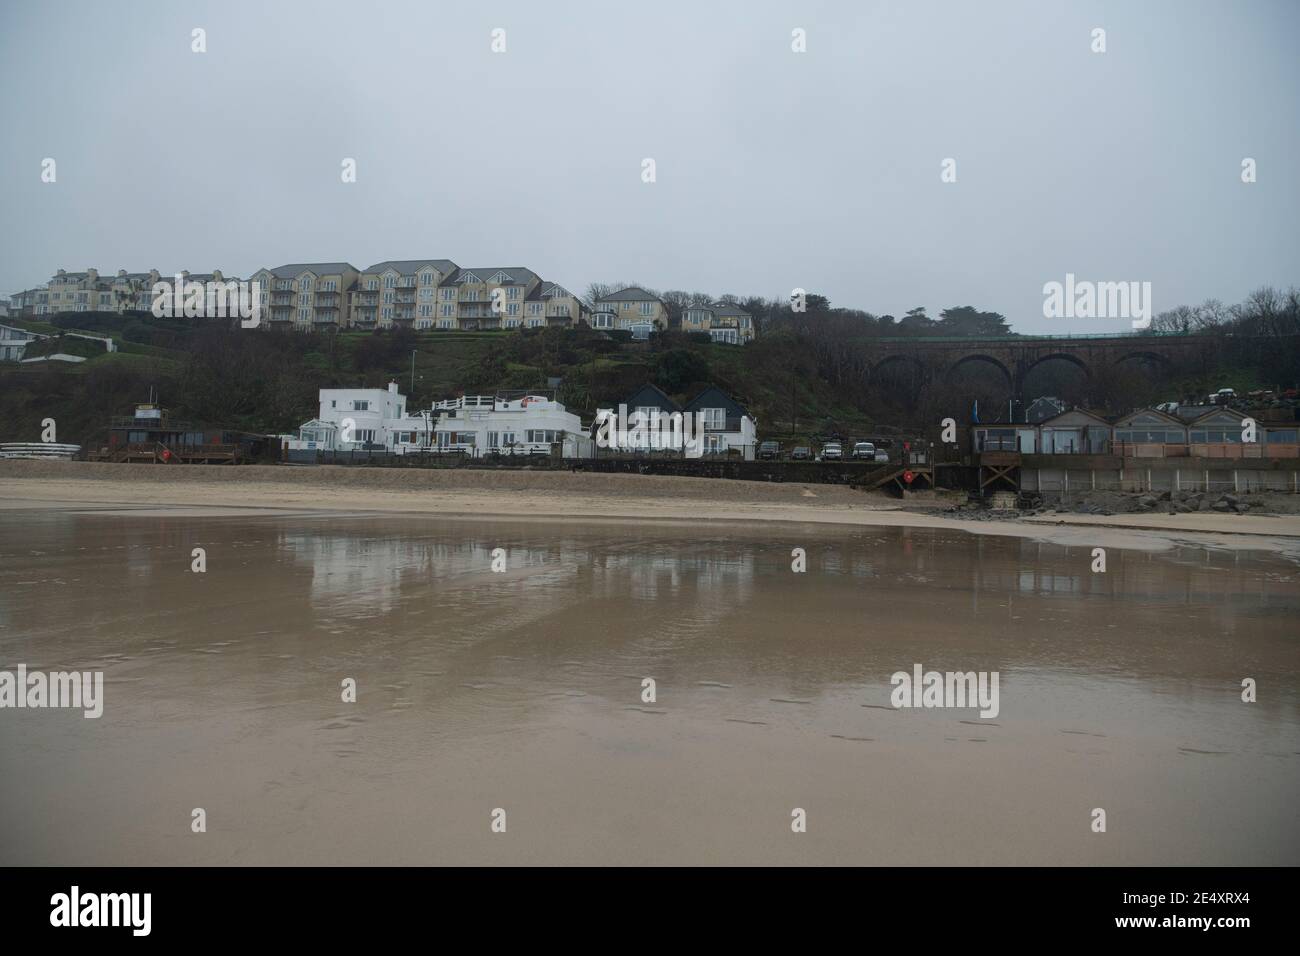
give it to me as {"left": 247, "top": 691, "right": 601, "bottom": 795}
{"left": 2, "top": 0, "right": 1296, "bottom": 332}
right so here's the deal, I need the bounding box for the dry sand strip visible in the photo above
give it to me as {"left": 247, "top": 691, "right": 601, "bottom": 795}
{"left": 2, "top": 460, "right": 1298, "bottom": 554}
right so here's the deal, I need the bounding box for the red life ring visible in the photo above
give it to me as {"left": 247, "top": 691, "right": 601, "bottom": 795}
{"left": 902, "top": 470, "right": 915, "bottom": 484}
{"left": 161, "top": 449, "right": 172, "bottom": 462}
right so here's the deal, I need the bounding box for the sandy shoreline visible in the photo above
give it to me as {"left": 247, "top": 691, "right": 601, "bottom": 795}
{"left": 3, "top": 459, "right": 1299, "bottom": 553}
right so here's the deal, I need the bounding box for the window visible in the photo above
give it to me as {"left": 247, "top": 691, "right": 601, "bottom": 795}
{"left": 527, "top": 318, "right": 543, "bottom": 328}
{"left": 298, "top": 308, "right": 309, "bottom": 322}
{"left": 701, "top": 408, "right": 726, "bottom": 429}
{"left": 299, "top": 293, "right": 309, "bottom": 305}
{"left": 382, "top": 307, "right": 392, "bottom": 319}
{"left": 504, "top": 318, "right": 521, "bottom": 328}
{"left": 299, "top": 277, "right": 312, "bottom": 291}
{"left": 528, "top": 303, "right": 542, "bottom": 315}
{"left": 1190, "top": 429, "right": 1240, "bottom": 443}
{"left": 355, "top": 429, "right": 375, "bottom": 444}
{"left": 420, "top": 288, "right": 433, "bottom": 300}
{"left": 353, "top": 400, "right": 369, "bottom": 411}
{"left": 441, "top": 288, "right": 454, "bottom": 301}
{"left": 640, "top": 302, "right": 653, "bottom": 316}
{"left": 438, "top": 319, "right": 455, "bottom": 329}
{"left": 593, "top": 313, "right": 613, "bottom": 329}
{"left": 420, "top": 272, "right": 434, "bottom": 286}
{"left": 507, "top": 303, "right": 519, "bottom": 316}
{"left": 419, "top": 305, "right": 432, "bottom": 317}
{"left": 462, "top": 289, "right": 478, "bottom": 302}
{"left": 526, "top": 430, "right": 560, "bottom": 443}
{"left": 441, "top": 304, "right": 454, "bottom": 317}
{"left": 367, "top": 279, "right": 378, "bottom": 291}
{"left": 1267, "top": 430, "right": 1298, "bottom": 443}
{"left": 507, "top": 286, "right": 519, "bottom": 299}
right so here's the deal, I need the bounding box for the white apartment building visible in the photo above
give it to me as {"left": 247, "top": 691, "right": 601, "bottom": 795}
{"left": 431, "top": 393, "right": 589, "bottom": 457}
{"left": 289, "top": 382, "right": 430, "bottom": 454}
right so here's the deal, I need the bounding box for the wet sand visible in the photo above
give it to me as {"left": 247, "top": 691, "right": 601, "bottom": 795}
{"left": 1, "top": 502, "right": 1296, "bottom": 865}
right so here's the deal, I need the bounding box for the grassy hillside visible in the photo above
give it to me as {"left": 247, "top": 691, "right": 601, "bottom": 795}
{"left": 0, "top": 313, "right": 878, "bottom": 447}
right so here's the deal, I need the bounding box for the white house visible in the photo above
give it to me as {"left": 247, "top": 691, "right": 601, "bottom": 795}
{"left": 431, "top": 393, "right": 588, "bottom": 457}
{"left": 289, "top": 382, "right": 431, "bottom": 454}
{"left": 593, "top": 384, "right": 758, "bottom": 459}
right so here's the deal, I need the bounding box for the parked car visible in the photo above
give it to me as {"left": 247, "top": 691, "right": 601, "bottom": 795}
{"left": 850, "top": 441, "right": 876, "bottom": 460}
{"left": 790, "top": 446, "right": 811, "bottom": 460}
{"left": 758, "top": 441, "right": 780, "bottom": 460}
{"left": 1155, "top": 401, "right": 1179, "bottom": 414}
{"left": 873, "top": 449, "right": 889, "bottom": 463}
{"left": 821, "top": 441, "right": 842, "bottom": 461}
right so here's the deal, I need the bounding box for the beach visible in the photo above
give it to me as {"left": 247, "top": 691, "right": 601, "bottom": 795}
{"left": 1, "top": 461, "right": 1298, "bottom": 865}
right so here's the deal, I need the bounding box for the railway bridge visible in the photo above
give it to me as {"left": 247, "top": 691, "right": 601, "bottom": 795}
{"left": 863, "top": 332, "right": 1215, "bottom": 402}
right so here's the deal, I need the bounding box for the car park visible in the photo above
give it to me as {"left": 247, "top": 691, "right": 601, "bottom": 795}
{"left": 821, "top": 442, "right": 842, "bottom": 460}
{"left": 850, "top": 442, "right": 876, "bottom": 460}
{"left": 791, "top": 446, "right": 811, "bottom": 460}
{"left": 758, "top": 441, "right": 780, "bottom": 460}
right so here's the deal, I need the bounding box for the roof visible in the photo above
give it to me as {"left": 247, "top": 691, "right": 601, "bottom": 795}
{"left": 620, "top": 383, "right": 679, "bottom": 413}
{"left": 451, "top": 267, "right": 539, "bottom": 285}
{"left": 598, "top": 286, "right": 662, "bottom": 303}
{"left": 683, "top": 385, "right": 750, "bottom": 417}
{"left": 363, "top": 259, "right": 458, "bottom": 276}
{"left": 1037, "top": 408, "right": 1113, "bottom": 429}
{"left": 1114, "top": 407, "right": 1187, "bottom": 428}
{"left": 261, "top": 263, "right": 358, "bottom": 278}
{"left": 1187, "top": 406, "right": 1250, "bottom": 425}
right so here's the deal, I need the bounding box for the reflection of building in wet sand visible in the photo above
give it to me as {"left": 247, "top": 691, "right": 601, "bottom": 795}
{"left": 591, "top": 548, "right": 756, "bottom": 605}
{"left": 280, "top": 530, "right": 583, "bottom": 620}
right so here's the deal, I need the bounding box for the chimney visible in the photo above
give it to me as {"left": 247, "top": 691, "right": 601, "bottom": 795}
{"left": 388, "top": 382, "right": 399, "bottom": 395}
{"left": 117, "top": 269, "right": 127, "bottom": 277}
{"left": 57, "top": 269, "right": 66, "bottom": 277}
{"left": 87, "top": 268, "right": 97, "bottom": 280}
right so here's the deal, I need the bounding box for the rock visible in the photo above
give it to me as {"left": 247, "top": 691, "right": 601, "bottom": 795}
{"left": 1158, "top": 490, "right": 1172, "bottom": 501}
{"left": 1223, "top": 493, "right": 1239, "bottom": 506}
{"left": 1212, "top": 500, "right": 1231, "bottom": 512}
{"left": 1175, "top": 503, "right": 1193, "bottom": 513}
{"left": 1236, "top": 502, "right": 1250, "bottom": 513}
{"left": 1198, "top": 498, "right": 1213, "bottom": 511}
{"left": 1138, "top": 495, "right": 1158, "bottom": 510}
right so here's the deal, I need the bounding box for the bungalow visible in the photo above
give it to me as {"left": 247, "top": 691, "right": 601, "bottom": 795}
{"left": 1112, "top": 408, "right": 1189, "bottom": 458}
{"left": 1187, "top": 406, "right": 1263, "bottom": 458}
{"left": 1036, "top": 409, "right": 1112, "bottom": 454}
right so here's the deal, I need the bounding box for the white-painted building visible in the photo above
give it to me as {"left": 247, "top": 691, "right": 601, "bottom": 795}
{"left": 593, "top": 384, "right": 758, "bottom": 459}
{"left": 288, "top": 382, "right": 431, "bottom": 454}
{"left": 431, "top": 393, "right": 589, "bottom": 458}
